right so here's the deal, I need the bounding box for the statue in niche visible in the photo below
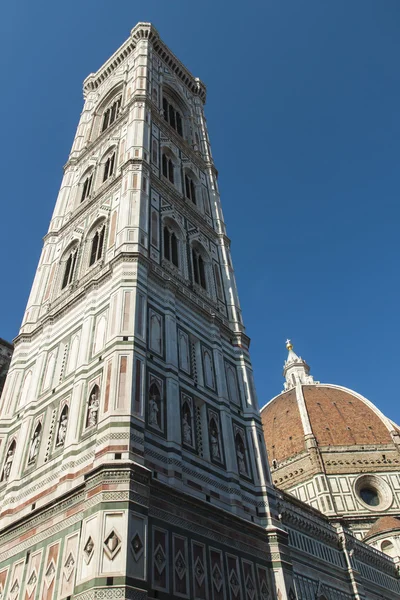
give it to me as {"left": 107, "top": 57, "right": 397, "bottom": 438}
{"left": 210, "top": 419, "right": 221, "bottom": 460}
{"left": 148, "top": 382, "right": 161, "bottom": 429}
{"left": 87, "top": 389, "right": 100, "bottom": 427}
{"left": 149, "top": 394, "right": 160, "bottom": 427}
{"left": 28, "top": 426, "right": 41, "bottom": 464}
{"left": 2, "top": 444, "right": 15, "bottom": 481}
{"left": 182, "top": 409, "right": 192, "bottom": 445}
{"left": 236, "top": 435, "right": 247, "bottom": 475}
{"left": 56, "top": 412, "right": 68, "bottom": 446}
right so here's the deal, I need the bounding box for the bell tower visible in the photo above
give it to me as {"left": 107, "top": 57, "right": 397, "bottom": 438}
{"left": 0, "top": 23, "right": 296, "bottom": 599}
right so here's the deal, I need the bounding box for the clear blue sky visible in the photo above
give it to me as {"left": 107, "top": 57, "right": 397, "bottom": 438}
{"left": 1, "top": 1, "right": 399, "bottom": 421}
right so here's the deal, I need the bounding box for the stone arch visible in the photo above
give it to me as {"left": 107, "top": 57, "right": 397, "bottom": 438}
{"left": 149, "top": 311, "right": 162, "bottom": 355}
{"left": 42, "top": 352, "right": 57, "bottom": 391}
{"left": 58, "top": 239, "right": 80, "bottom": 293}
{"left": 97, "top": 145, "right": 118, "bottom": 188}
{"left": 66, "top": 333, "right": 80, "bottom": 375}
{"left": 160, "top": 145, "right": 180, "bottom": 189}
{"left": 381, "top": 539, "right": 396, "bottom": 557}
{"left": 182, "top": 165, "right": 201, "bottom": 208}
{"left": 226, "top": 364, "right": 240, "bottom": 405}
{"left": 90, "top": 82, "right": 124, "bottom": 141}
{"left": 93, "top": 313, "right": 107, "bottom": 356}
{"left": 162, "top": 216, "right": 186, "bottom": 272}
{"left": 19, "top": 369, "right": 32, "bottom": 408}
{"left": 178, "top": 330, "right": 191, "bottom": 374}
{"left": 162, "top": 83, "right": 191, "bottom": 141}
{"left": 190, "top": 240, "right": 212, "bottom": 292}
{"left": 77, "top": 163, "right": 96, "bottom": 205}
{"left": 83, "top": 216, "right": 107, "bottom": 271}
{"left": 203, "top": 349, "right": 215, "bottom": 389}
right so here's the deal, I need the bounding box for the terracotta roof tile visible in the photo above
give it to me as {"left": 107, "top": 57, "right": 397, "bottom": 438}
{"left": 303, "top": 386, "right": 392, "bottom": 446}
{"left": 261, "top": 390, "right": 305, "bottom": 464}
{"left": 364, "top": 516, "right": 400, "bottom": 540}
{"left": 261, "top": 384, "right": 392, "bottom": 465}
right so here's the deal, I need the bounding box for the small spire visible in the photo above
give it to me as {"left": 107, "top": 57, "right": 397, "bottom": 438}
{"left": 282, "top": 339, "right": 317, "bottom": 391}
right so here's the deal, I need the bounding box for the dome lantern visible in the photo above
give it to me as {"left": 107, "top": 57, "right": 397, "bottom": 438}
{"left": 283, "top": 340, "right": 316, "bottom": 391}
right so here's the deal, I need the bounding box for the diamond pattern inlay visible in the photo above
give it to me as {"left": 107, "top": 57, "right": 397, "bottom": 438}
{"left": 229, "top": 569, "right": 240, "bottom": 597}
{"left": 175, "top": 550, "right": 186, "bottom": 581}
{"left": 44, "top": 561, "right": 56, "bottom": 587}
{"left": 83, "top": 537, "right": 95, "bottom": 565}
{"left": 10, "top": 580, "right": 19, "bottom": 600}
{"left": 212, "top": 563, "right": 223, "bottom": 592}
{"left": 194, "top": 556, "right": 205, "bottom": 586}
{"left": 64, "top": 552, "right": 75, "bottom": 581}
{"left": 26, "top": 569, "right": 37, "bottom": 596}
{"left": 104, "top": 530, "right": 122, "bottom": 560}
{"left": 131, "top": 533, "right": 144, "bottom": 562}
{"left": 245, "top": 575, "right": 256, "bottom": 600}
{"left": 154, "top": 543, "right": 166, "bottom": 575}
{"left": 260, "top": 580, "right": 270, "bottom": 600}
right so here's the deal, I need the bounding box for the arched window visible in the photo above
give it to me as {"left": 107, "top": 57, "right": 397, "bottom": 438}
{"left": 184, "top": 174, "right": 196, "bottom": 204}
{"left": 89, "top": 225, "right": 105, "bottom": 266}
{"left": 192, "top": 248, "right": 206, "bottom": 289}
{"left": 381, "top": 540, "right": 396, "bottom": 557}
{"left": 62, "top": 248, "right": 78, "bottom": 289}
{"left": 163, "top": 97, "right": 183, "bottom": 137}
{"left": 81, "top": 172, "right": 93, "bottom": 202}
{"left": 101, "top": 96, "right": 122, "bottom": 133}
{"left": 103, "top": 152, "right": 116, "bottom": 182}
{"left": 162, "top": 153, "right": 174, "bottom": 184}
{"left": 163, "top": 226, "right": 179, "bottom": 267}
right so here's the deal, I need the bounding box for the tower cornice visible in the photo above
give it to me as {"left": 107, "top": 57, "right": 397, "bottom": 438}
{"left": 83, "top": 23, "right": 206, "bottom": 102}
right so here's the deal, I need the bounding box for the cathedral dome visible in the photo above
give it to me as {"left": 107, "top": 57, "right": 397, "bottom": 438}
{"left": 261, "top": 383, "right": 394, "bottom": 465}
{"left": 260, "top": 340, "right": 400, "bottom": 541}
{"left": 260, "top": 341, "right": 397, "bottom": 466}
